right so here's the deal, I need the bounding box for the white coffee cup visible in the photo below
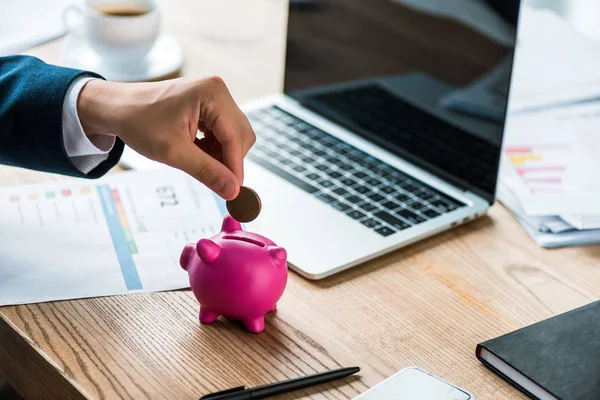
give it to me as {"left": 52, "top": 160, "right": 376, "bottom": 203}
{"left": 63, "top": 0, "right": 159, "bottom": 66}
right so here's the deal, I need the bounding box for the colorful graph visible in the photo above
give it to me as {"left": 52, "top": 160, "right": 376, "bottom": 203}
{"left": 111, "top": 189, "right": 138, "bottom": 254}
{"left": 504, "top": 144, "right": 569, "bottom": 193}
{"left": 97, "top": 185, "right": 142, "bottom": 290}
{"left": 9, "top": 190, "right": 76, "bottom": 202}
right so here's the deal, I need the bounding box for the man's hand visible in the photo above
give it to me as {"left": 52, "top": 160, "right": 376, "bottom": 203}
{"left": 77, "top": 77, "right": 256, "bottom": 200}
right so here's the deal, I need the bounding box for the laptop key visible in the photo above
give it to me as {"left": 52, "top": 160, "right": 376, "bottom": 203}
{"left": 337, "top": 161, "right": 354, "bottom": 171}
{"left": 346, "top": 209, "right": 367, "bottom": 220}
{"left": 329, "top": 171, "right": 343, "bottom": 179}
{"left": 331, "top": 201, "right": 352, "bottom": 212}
{"left": 317, "top": 180, "right": 334, "bottom": 188}
{"left": 373, "top": 210, "right": 411, "bottom": 230}
{"left": 396, "top": 193, "right": 411, "bottom": 203}
{"left": 375, "top": 226, "right": 396, "bottom": 237}
{"left": 354, "top": 186, "right": 370, "bottom": 194}
{"left": 382, "top": 200, "right": 399, "bottom": 211}
{"left": 360, "top": 218, "right": 381, "bottom": 228}
{"left": 368, "top": 193, "right": 385, "bottom": 202}
{"left": 402, "top": 183, "right": 420, "bottom": 193}
{"left": 423, "top": 208, "right": 441, "bottom": 218}
{"left": 415, "top": 190, "right": 434, "bottom": 201}
{"left": 386, "top": 175, "right": 408, "bottom": 185}
{"left": 381, "top": 186, "right": 396, "bottom": 194}
{"left": 346, "top": 195, "right": 362, "bottom": 204}
{"left": 366, "top": 178, "right": 382, "bottom": 186}
{"left": 359, "top": 203, "right": 378, "bottom": 212}
{"left": 341, "top": 178, "right": 358, "bottom": 187}
{"left": 292, "top": 165, "right": 307, "bottom": 173}
{"left": 430, "top": 199, "right": 451, "bottom": 212}
{"left": 306, "top": 173, "right": 320, "bottom": 181}
{"left": 409, "top": 201, "right": 427, "bottom": 211}
{"left": 336, "top": 147, "right": 351, "bottom": 156}
{"left": 332, "top": 187, "right": 349, "bottom": 196}
{"left": 396, "top": 209, "right": 426, "bottom": 224}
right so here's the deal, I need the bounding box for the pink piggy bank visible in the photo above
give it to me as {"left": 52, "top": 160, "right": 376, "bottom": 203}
{"left": 180, "top": 215, "right": 288, "bottom": 333}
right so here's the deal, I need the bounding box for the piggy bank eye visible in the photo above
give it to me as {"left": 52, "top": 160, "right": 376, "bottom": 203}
{"left": 223, "top": 235, "right": 265, "bottom": 247}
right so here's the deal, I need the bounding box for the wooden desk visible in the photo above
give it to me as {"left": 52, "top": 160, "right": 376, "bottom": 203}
{"left": 1, "top": 1, "right": 600, "bottom": 399}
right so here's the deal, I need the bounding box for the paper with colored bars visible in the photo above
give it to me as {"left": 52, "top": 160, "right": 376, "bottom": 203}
{"left": 0, "top": 169, "right": 226, "bottom": 305}
{"left": 500, "top": 102, "right": 600, "bottom": 216}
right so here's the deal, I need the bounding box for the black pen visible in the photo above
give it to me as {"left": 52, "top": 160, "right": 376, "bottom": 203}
{"left": 200, "top": 366, "right": 360, "bottom": 400}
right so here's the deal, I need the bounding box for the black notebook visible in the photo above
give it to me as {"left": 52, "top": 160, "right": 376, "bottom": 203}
{"left": 476, "top": 300, "right": 600, "bottom": 400}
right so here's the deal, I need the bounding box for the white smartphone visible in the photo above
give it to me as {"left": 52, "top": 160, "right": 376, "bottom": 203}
{"left": 353, "top": 367, "right": 474, "bottom": 400}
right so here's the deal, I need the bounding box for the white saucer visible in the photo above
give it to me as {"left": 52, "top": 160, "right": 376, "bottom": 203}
{"left": 60, "top": 33, "right": 183, "bottom": 82}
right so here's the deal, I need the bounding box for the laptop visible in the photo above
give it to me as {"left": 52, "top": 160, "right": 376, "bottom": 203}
{"left": 123, "top": 0, "right": 522, "bottom": 279}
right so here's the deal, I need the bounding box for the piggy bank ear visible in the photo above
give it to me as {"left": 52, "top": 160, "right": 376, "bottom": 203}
{"left": 196, "top": 239, "right": 221, "bottom": 263}
{"left": 222, "top": 215, "right": 242, "bottom": 233}
{"left": 268, "top": 246, "right": 287, "bottom": 266}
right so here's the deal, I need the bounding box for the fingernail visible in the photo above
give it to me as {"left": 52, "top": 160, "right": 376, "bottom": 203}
{"left": 217, "top": 180, "right": 235, "bottom": 199}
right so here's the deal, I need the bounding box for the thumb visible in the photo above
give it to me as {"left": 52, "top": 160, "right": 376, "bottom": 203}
{"left": 168, "top": 142, "right": 240, "bottom": 200}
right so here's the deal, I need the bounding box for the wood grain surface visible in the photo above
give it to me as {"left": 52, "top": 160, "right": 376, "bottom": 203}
{"left": 2, "top": 0, "right": 600, "bottom": 399}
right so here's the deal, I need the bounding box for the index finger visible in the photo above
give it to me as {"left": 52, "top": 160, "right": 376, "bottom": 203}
{"left": 196, "top": 77, "right": 252, "bottom": 186}
{"left": 210, "top": 115, "right": 247, "bottom": 185}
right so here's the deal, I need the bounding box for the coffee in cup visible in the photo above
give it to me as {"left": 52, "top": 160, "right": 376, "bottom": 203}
{"left": 93, "top": 7, "right": 149, "bottom": 17}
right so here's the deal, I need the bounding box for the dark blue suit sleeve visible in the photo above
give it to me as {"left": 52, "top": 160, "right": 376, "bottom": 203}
{"left": 0, "top": 55, "right": 124, "bottom": 178}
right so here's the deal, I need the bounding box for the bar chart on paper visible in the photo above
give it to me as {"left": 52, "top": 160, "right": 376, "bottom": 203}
{"left": 504, "top": 144, "right": 569, "bottom": 194}
{"left": 501, "top": 105, "right": 600, "bottom": 216}
{"left": 0, "top": 170, "right": 225, "bottom": 305}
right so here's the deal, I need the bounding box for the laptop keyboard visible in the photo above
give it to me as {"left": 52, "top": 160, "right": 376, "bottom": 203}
{"left": 246, "top": 106, "right": 466, "bottom": 237}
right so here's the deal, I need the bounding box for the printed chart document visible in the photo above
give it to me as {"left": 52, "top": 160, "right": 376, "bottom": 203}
{"left": 501, "top": 102, "right": 600, "bottom": 216}
{"left": 0, "top": 169, "right": 226, "bottom": 306}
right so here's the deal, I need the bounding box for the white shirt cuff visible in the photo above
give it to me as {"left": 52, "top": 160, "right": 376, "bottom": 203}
{"left": 62, "top": 76, "right": 116, "bottom": 174}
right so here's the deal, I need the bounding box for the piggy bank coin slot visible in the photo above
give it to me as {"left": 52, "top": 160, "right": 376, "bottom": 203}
{"left": 223, "top": 235, "right": 265, "bottom": 247}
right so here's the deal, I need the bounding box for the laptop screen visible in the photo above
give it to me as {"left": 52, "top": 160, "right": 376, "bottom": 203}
{"left": 283, "top": 0, "right": 521, "bottom": 203}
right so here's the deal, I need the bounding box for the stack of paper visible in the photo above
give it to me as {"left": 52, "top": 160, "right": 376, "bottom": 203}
{"left": 495, "top": 4, "right": 600, "bottom": 247}
{"left": 499, "top": 101, "right": 600, "bottom": 247}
